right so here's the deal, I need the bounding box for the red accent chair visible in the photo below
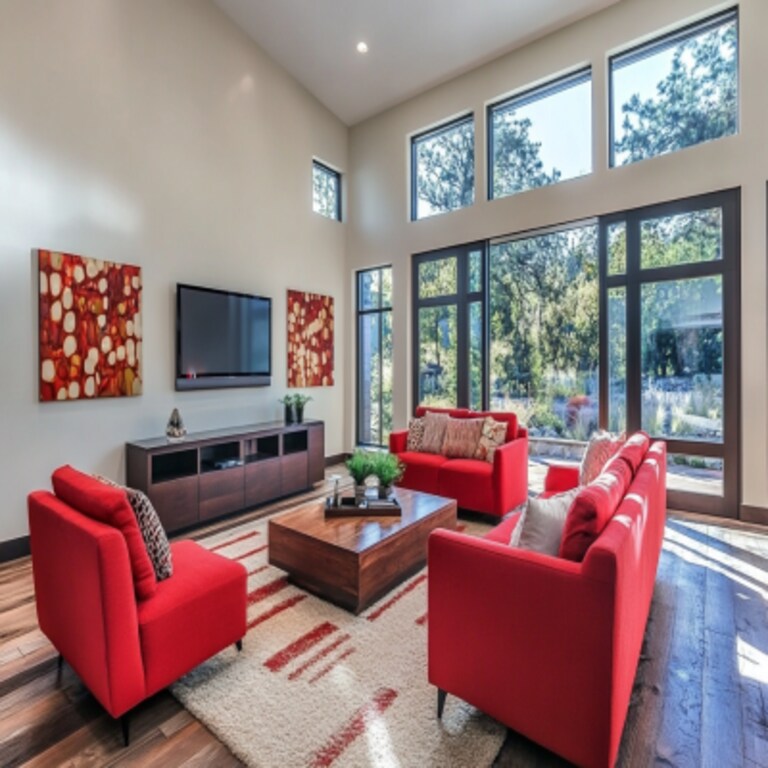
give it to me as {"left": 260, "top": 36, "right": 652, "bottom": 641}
{"left": 389, "top": 406, "right": 528, "bottom": 517}
{"left": 27, "top": 467, "right": 247, "bottom": 744}
{"left": 428, "top": 437, "right": 666, "bottom": 767}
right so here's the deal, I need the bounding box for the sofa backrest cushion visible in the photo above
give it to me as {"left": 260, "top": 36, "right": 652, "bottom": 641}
{"left": 442, "top": 417, "right": 485, "bottom": 458}
{"left": 476, "top": 411, "right": 518, "bottom": 441}
{"left": 613, "top": 431, "right": 651, "bottom": 475}
{"left": 415, "top": 406, "right": 470, "bottom": 419}
{"left": 420, "top": 412, "right": 450, "bottom": 454}
{"left": 52, "top": 465, "right": 157, "bottom": 600}
{"left": 558, "top": 455, "right": 634, "bottom": 562}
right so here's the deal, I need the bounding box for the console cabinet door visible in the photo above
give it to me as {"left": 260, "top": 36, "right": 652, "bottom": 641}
{"left": 245, "top": 459, "right": 282, "bottom": 508}
{"left": 308, "top": 423, "right": 325, "bottom": 484}
{"left": 282, "top": 452, "right": 308, "bottom": 496}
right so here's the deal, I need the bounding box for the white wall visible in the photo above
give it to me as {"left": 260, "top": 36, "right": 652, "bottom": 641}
{"left": 347, "top": 0, "right": 768, "bottom": 512}
{"left": 0, "top": 0, "right": 348, "bottom": 542}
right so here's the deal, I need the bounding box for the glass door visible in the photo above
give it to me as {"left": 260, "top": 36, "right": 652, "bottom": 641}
{"left": 600, "top": 190, "right": 739, "bottom": 517}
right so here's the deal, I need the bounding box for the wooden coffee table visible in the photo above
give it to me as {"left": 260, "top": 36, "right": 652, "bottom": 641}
{"left": 268, "top": 487, "right": 457, "bottom": 613}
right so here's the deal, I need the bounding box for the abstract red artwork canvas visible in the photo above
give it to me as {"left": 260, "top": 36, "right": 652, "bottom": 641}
{"left": 286, "top": 290, "right": 334, "bottom": 387}
{"left": 38, "top": 250, "right": 142, "bottom": 401}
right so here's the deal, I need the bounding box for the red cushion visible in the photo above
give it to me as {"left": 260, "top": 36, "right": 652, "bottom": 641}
{"left": 397, "top": 451, "right": 449, "bottom": 494}
{"left": 476, "top": 411, "right": 518, "bottom": 441}
{"left": 52, "top": 465, "right": 157, "bottom": 600}
{"left": 483, "top": 511, "right": 523, "bottom": 544}
{"left": 437, "top": 459, "right": 494, "bottom": 513}
{"left": 558, "top": 457, "right": 633, "bottom": 562}
{"left": 414, "top": 406, "right": 470, "bottom": 419}
{"left": 614, "top": 431, "right": 650, "bottom": 475}
{"left": 138, "top": 540, "right": 246, "bottom": 695}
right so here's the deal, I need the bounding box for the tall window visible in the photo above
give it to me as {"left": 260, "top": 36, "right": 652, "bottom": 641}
{"left": 357, "top": 267, "right": 393, "bottom": 446}
{"left": 489, "top": 224, "right": 598, "bottom": 439}
{"left": 313, "top": 160, "right": 341, "bottom": 220}
{"left": 610, "top": 8, "right": 738, "bottom": 167}
{"left": 411, "top": 115, "right": 475, "bottom": 220}
{"left": 488, "top": 69, "right": 592, "bottom": 200}
{"left": 413, "top": 245, "right": 485, "bottom": 410}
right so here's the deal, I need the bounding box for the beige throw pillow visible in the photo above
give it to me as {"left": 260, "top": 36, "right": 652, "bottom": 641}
{"left": 420, "top": 412, "right": 450, "bottom": 454}
{"left": 475, "top": 417, "right": 508, "bottom": 464}
{"left": 406, "top": 417, "right": 426, "bottom": 451}
{"left": 510, "top": 488, "right": 579, "bottom": 556}
{"left": 580, "top": 431, "right": 626, "bottom": 486}
{"left": 442, "top": 417, "right": 484, "bottom": 458}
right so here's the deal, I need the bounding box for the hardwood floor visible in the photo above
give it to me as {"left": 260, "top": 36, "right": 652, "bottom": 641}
{"left": 2, "top": 483, "right": 767, "bottom": 766}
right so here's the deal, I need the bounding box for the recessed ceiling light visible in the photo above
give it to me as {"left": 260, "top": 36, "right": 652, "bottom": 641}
{"left": 356, "top": 41, "right": 369, "bottom": 54}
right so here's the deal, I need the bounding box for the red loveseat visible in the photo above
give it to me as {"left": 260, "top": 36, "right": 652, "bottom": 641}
{"left": 428, "top": 434, "right": 666, "bottom": 768}
{"left": 27, "top": 466, "right": 247, "bottom": 744}
{"left": 389, "top": 406, "right": 528, "bottom": 517}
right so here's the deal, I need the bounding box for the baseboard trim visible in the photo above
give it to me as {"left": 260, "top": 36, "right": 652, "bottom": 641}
{"left": 325, "top": 453, "right": 349, "bottom": 467}
{"left": 0, "top": 536, "right": 30, "bottom": 563}
{"left": 740, "top": 504, "right": 768, "bottom": 525}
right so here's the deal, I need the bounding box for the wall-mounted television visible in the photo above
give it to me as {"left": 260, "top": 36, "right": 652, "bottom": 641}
{"left": 176, "top": 283, "right": 272, "bottom": 390}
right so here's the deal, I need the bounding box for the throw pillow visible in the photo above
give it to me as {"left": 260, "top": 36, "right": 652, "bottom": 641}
{"left": 579, "top": 430, "right": 625, "bottom": 486}
{"left": 96, "top": 475, "right": 173, "bottom": 581}
{"left": 52, "top": 465, "right": 157, "bottom": 600}
{"left": 406, "top": 417, "right": 426, "bottom": 452}
{"left": 420, "top": 412, "right": 450, "bottom": 454}
{"left": 510, "top": 488, "right": 579, "bottom": 556}
{"left": 475, "top": 417, "right": 508, "bottom": 463}
{"left": 442, "top": 417, "right": 484, "bottom": 458}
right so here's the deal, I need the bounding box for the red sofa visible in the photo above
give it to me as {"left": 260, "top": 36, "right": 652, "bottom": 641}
{"left": 389, "top": 406, "right": 528, "bottom": 517}
{"left": 27, "top": 466, "right": 247, "bottom": 744}
{"left": 428, "top": 435, "right": 667, "bottom": 768}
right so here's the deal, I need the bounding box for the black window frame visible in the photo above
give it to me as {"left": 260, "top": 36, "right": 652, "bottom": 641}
{"left": 608, "top": 7, "right": 739, "bottom": 168}
{"left": 312, "top": 159, "right": 342, "bottom": 221}
{"left": 356, "top": 265, "right": 393, "bottom": 447}
{"left": 410, "top": 113, "right": 475, "bottom": 222}
{"left": 487, "top": 66, "right": 592, "bottom": 202}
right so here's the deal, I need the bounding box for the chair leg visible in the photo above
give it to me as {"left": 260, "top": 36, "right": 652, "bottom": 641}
{"left": 121, "top": 713, "right": 130, "bottom": 747}
{"left": 437, "top": 688, "right": 447, "bottom": 719}
{"left": 235, "top": 639, "right": 243, "bottom": 652}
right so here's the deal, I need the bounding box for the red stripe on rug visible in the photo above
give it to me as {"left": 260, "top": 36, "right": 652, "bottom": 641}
{"left": 415, "top": 612, "right": 428, "bottom": 626}
{"left": 309, "top": 687, "right": 398, "bottom": 767}
{"left": 248, "top": 576, "right": 289, "bottom": 605}
{"left": 209, "top": 530, "right": 259, "bottom": 552}
{"left": 366, "top": 573, "right": 427, "bottom": 622}
{"left": 308, "top": 647, "right": 356, "bottom": 685}
{"left": 288, "top": 633, "right": 352, "bottom": 681}
{"left": 265, "top": 622, "right": 338, "bottom": 672}
{"left": 237, "top": 544, "right": 268, "bottom": 560}
{"left": 248, "top": 564, "right": 270, "bottom": 577}
{"left": 247, "top": 595, "right": 306, "bottom": 630}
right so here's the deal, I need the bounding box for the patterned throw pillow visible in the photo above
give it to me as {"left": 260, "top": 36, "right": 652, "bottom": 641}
{"left": 579, "top": 431, "right": 626, "bottom": 486}
{"left": 95, "top": 475, "right": 173, "bottom": 581}
{"left": 510, "top": 488, "right": 579, "bottom": 556}
{"left": 420, "top": 412, "right": 450, "bottom": 454}
{"left": 406, "top": 417, "right": 426, "bottom": 452}
{"left": 475, "top": 417, "right": 508, "bottom": 463}
{"left": 442, "top": 417, "right": 484, "bottom": 458}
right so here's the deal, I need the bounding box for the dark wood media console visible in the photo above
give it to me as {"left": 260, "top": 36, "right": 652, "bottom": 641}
{"left": 126, "top": 420, "right": 324, "bottom": 533}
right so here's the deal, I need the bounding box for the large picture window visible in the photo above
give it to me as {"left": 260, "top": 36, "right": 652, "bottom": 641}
{"left": 411, "top": 115, "right": 475, "bottom": 221}
{"left": 489, "top": 69, "right": 592, "bottom": 200}
{"left": 357, "top": 267, "right": 393, "bottom": 446}
{"left": 610, "top": 8, "right": 738, "bottom": 167}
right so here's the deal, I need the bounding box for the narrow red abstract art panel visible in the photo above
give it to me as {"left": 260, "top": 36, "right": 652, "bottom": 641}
{"left": 38, "top": 250, "right": 142, "bottom": 401}
{"left": 287, "top": 290, "right": 334, "bottom": 388}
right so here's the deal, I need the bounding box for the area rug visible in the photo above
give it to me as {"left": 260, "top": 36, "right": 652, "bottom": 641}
{"left": 171, "top": 511, "right": 505, "bottom": 768}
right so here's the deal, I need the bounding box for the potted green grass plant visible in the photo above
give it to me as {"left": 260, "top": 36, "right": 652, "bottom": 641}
{"left": 346, "top": 449, "right": 374, "bottom": 504}
{"left": 372, "top": 452, "right": 404, "bottom": 499}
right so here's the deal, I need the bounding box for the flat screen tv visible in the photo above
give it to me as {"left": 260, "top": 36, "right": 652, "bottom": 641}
{"left": 176, "top": 283, "right": 272, "bottom": 390}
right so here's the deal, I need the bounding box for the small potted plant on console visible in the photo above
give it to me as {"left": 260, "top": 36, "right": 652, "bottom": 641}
{"left": 293, "top": 393, "right": 313, "bottom": 423}
{"left": 279, "top": 395, "right": 295, "bottom": 424}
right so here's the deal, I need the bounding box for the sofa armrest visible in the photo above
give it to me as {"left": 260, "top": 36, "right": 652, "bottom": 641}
{"left": 491, "top": 434, "right": 528, "bottom": 515}
{"left": 428, "top": 529, "right": 614, "bottom": 766}
{"left": 389, "top": 429, "right": 408, "bottom": 454}
{"left": 544, "top": 464, "right": 580, "bottom": 493}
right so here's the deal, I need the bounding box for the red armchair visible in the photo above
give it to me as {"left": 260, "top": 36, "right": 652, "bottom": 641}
{"left": 428, "top": 439, "right": 667, "bottom": 767}
{"left": 27, "top": 467, "right": 247, "bottom": 744}
{"left": 389, "top": 407, "right": 528, "bottom": 517}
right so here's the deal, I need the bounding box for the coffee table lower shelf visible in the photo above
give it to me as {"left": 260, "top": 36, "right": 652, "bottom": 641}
{"left": 268, "top": 488, "right": 457, "bottom": 614}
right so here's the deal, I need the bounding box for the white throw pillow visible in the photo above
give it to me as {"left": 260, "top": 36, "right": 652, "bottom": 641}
{"left": 510, "top": 488, "right": 579, "bottom": 556}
